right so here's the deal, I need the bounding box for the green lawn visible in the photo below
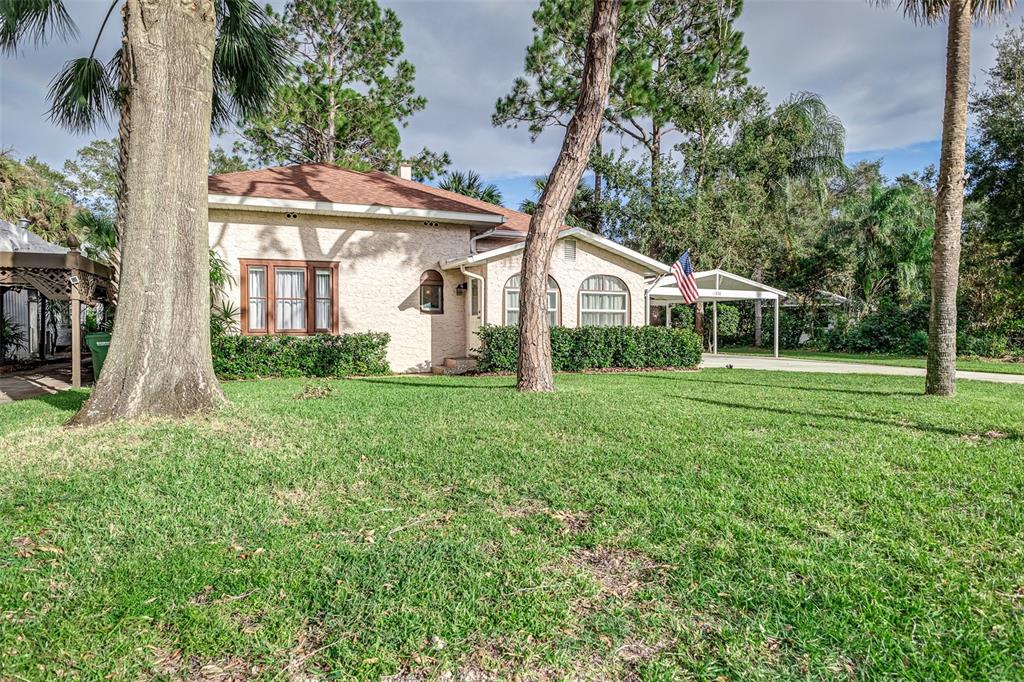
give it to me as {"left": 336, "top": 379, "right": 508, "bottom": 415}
{"left": 721, "top": 345, "right": 1024, "bottom": 375}
{"left": 2, "top": 371, "right": 1023, "bottom": 680}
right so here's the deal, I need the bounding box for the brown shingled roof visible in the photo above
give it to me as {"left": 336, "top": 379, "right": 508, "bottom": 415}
{"left": 208, "top": 163, "right": 532, "bottom": 225}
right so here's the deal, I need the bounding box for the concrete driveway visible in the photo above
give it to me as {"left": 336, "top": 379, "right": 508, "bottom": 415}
{"left": 702, "top": 353, "right": 1024, "bottom": 384}
{"left": 0, "top": 361, "right": 91, "bottom": 403}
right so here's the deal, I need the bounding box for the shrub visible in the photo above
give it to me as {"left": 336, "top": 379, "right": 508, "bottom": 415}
{"left": 904, "top": 330, "right": 929, "bottom": 356}
{"left": 826, "top": 301, "right": 929, "bottom": 354}
{"left": 715, "top": 304, "right": 741, "bottom": 339}
{"left": 760, "top": 307, "right": 807, "bottom": 350}
{"left": 957, "top": 331, "right": 1009, "bottom": 358}
{"left": 476, "top": 325, "right": 703, "bottom": 373}
{"left": 212, "top": 333, "right": 390, "bottom": 379}
{"left": 669, "top": 304, "right": 694, "bottom": 330}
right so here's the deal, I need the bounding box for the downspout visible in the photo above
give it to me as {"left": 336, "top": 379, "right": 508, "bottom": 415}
{"left": 469, "top": 229, "right": 495, "bottom": 255}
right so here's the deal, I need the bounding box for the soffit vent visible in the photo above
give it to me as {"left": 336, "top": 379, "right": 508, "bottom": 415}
{"left": 563, "top": 238, "right": 577, "bottom": 261}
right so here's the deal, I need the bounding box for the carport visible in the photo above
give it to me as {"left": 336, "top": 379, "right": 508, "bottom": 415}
{"left": 646, "top": 268, "right": 787, "bottom": 358}
{"left": 1, "top": 219, "right": 112, "bottom": 388}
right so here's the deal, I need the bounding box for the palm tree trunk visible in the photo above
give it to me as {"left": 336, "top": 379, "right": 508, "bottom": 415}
{"left": 109, "top": 3, "right": 131, "bottom": 309}
{"left": 753, "top": 260, "right": 763, "bottom": 347}
{"left": 70, "top": 0, "right": 224, "bottom": 425}
{"left": 926, "top": 0, "right": 972, "bottom": 397}
{"left": 517, "top": 0, "right": 621, "bottom": 393}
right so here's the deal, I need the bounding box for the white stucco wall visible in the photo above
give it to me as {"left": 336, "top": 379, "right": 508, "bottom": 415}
{"left": 209, "top": 209, "right": 469, "bottom": 373}
{"left": 483, "top": 237, "right": 649, "bottom": 328}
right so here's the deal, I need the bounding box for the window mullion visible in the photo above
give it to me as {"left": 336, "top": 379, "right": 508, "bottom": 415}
{"left": 306, "top": 265, "right": 315, "bottom": 334}
{"left": 268, "top": 265, "right": 277, "bottom": 334}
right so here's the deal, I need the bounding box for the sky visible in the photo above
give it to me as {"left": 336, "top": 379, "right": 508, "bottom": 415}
{"left": 1, "top": 0, "right": 1021, "bottom": 211}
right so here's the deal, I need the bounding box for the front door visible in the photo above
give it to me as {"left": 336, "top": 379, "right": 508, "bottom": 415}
{"left": 466, "top": 277, "right": 482, "bottom": 355}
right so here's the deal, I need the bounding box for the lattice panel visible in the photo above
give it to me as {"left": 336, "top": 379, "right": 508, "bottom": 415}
{"left": 0, "top": 267, "right": 109, "bottom": 303}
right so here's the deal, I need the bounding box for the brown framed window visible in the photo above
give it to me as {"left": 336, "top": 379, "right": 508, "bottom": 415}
{"left": 240, "top": 260, "right": 338, "bottom": 335}
{"left": 314, "top": 269, "right": 332, "bottom": 331}
{"left": 420, "top": 269, "right": 444, "bottom": 314}
{"left": 246, "top": 265, "right": 268, "bottom": 332}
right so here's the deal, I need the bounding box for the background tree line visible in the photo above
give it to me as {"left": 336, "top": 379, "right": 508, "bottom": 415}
{"left": 493, "top": 3, "right": 1024, "bottom": 361}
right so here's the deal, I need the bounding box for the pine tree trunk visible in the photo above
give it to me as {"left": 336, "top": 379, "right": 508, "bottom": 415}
{"left": 593, "top": 136, "right": 602, "bottom": 233}
{"left": 69, "top": 0, "right": 224, "bottom": 426}
{"left": 517, "top": 0, "right": 621, "bottom": 393}
{"left": 926, "top": 0, "right": 971, "bottom": 397}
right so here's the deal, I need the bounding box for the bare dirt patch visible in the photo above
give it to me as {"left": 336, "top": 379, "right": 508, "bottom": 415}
{"left": 294, "top": 382, "right": 336, "bottom": 400}
{"left": 548, "top": 510, "right": 590, "bottom": 535}
{"left": 615, "top": 637, "right": 674, "bottom": 663}
{"left": 150, "top": 647, "right": 260, "bottom": 681}
{"left": 496, "top": 500, "right": 592, "bottom": 535}
{"left": 961, "top": 429, "right": 1010, "bottom": 442}
{"left": 567, "top": 547, "right": 656, "bottom": 603}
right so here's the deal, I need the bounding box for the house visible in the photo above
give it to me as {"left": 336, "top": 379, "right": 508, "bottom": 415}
{"left": 208, "top": 163, "right": 669, "bottom": 373}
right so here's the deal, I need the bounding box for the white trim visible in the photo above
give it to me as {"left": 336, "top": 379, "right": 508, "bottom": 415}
{"left": 208, "top": 193, "right": 507, "bottom": 226}
{"left": 648, "top": 269, "right": 788, "bottom": 301}
{"left": 442, "top": 227, "right": 670, "bottom": 274}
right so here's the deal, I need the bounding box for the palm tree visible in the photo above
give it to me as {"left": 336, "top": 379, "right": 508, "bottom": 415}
{"left": 737, "top": 92, "right": 847, "bottom": 346}
{"left": 830, "top": 183, "right": 935, "bottom": 309}
{"left": 519, "top": 176, "right": 600, "bottom": 230}
{"left": 874, "top": 0, "right": 1016, "bottom": 396}
{"left": 1, "top": 0, "right": 286, "bottom": 423}
{"left": 438, "top": 170, "right": 503, "bottom": 206}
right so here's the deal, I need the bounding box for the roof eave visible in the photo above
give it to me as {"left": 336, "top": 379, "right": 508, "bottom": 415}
{"left": 207, "top": 193, "right": 507, "bottom": 226}
{"left": 442, "top": 227, "right": 670, "bottom": 274}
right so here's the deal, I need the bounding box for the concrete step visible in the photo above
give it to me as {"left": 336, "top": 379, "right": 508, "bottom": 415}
{"left": 443, "top": 357, "right": 478, "bottom": 371}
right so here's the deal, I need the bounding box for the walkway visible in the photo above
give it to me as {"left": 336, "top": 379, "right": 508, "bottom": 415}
{"left": 701, "top": 353, "right": 1024, "bottom": 385}
{"left": 0, "top": 361, "right": 90, "bottom": 403}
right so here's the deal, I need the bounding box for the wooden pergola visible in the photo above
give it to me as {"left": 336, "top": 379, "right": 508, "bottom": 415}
{"left": 0, "top": 220, "right": 113, "bottom": 388}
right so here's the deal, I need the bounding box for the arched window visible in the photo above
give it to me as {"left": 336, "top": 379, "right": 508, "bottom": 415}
{"left": 504, "top": 274, "right": 559, "bottom": 327}
{"left": 420, "top": 270, "right": 444, "bottom": 314}
{"left": 579, "top": 275, "right": 628, "bottom": 326}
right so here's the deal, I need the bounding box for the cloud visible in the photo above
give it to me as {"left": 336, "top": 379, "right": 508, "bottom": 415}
{"left": 1, "top": 0, "right": 1020, "bottom": 175}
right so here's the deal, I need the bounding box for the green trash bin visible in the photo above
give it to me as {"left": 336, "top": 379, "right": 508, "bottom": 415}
{"left": 85, "top": 333, "right": 112, "bottom": 379}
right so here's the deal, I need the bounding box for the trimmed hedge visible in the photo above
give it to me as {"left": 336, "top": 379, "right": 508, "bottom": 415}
{"left": 212, "top": 333, "right": 390, "bottom": 379}
{"left": 477, "top": 325, "right": 703, "bottom": 372}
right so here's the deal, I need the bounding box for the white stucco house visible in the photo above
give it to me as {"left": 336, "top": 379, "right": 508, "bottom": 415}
{"left": 208, "top": 162, "right": 672, "bottom": 373}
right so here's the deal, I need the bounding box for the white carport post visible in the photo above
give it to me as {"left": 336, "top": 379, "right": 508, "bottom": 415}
{"left": 711, "top": 272, "right": 720, "bottom": 355}
{"left": 712, "top": 301, "right": 718, "bottom": 355}
{"left": 773, "top": 296, "right": 780, "bottom": 358}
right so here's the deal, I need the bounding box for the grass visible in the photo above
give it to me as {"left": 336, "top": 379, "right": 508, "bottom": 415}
{"left": 1, "top": 371, "right": 1023, "bottom": 680}
{"left": 721, "top": 345, "right": 1024, "bottom": 375}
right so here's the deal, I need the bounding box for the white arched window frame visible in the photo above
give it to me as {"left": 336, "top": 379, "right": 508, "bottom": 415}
{"left": 504, "top": 274, "right": 559, "bottom": 327}
{"left": 579, "top": 275, "right": 629, "bottom": 326}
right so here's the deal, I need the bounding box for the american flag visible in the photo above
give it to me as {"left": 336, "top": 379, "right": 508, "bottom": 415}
{"left": 671, "top": 250, "right": 699, "bottom": 304}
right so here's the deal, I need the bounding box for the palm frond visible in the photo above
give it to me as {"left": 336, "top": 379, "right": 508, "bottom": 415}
{"left": 46, "top": 56, "right": 114, "bottom": 133}
{"left": 212, "top": 0, "right": 288, "bottom": 128}
{"left": 872, "top": 0, "right": 1016, "bottom": 25}
{"left": 778, "top": 91, "right": 847, "bottom": 181}
{"left": 0, "top": 0, "right": 76, "bottom": 54}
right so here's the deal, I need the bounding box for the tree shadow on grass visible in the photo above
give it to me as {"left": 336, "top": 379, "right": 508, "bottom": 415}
{"left": 628, "top": 373, "right": 920, "bottom": 398}
{"left": 29, "top": 389, "right": 88, "bottom": 413}
{"left": 354, "top": 377, "right": 514, "bottom": 391}
{"left": 674, "top": 394, "right": 1018, "bottom": 440}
